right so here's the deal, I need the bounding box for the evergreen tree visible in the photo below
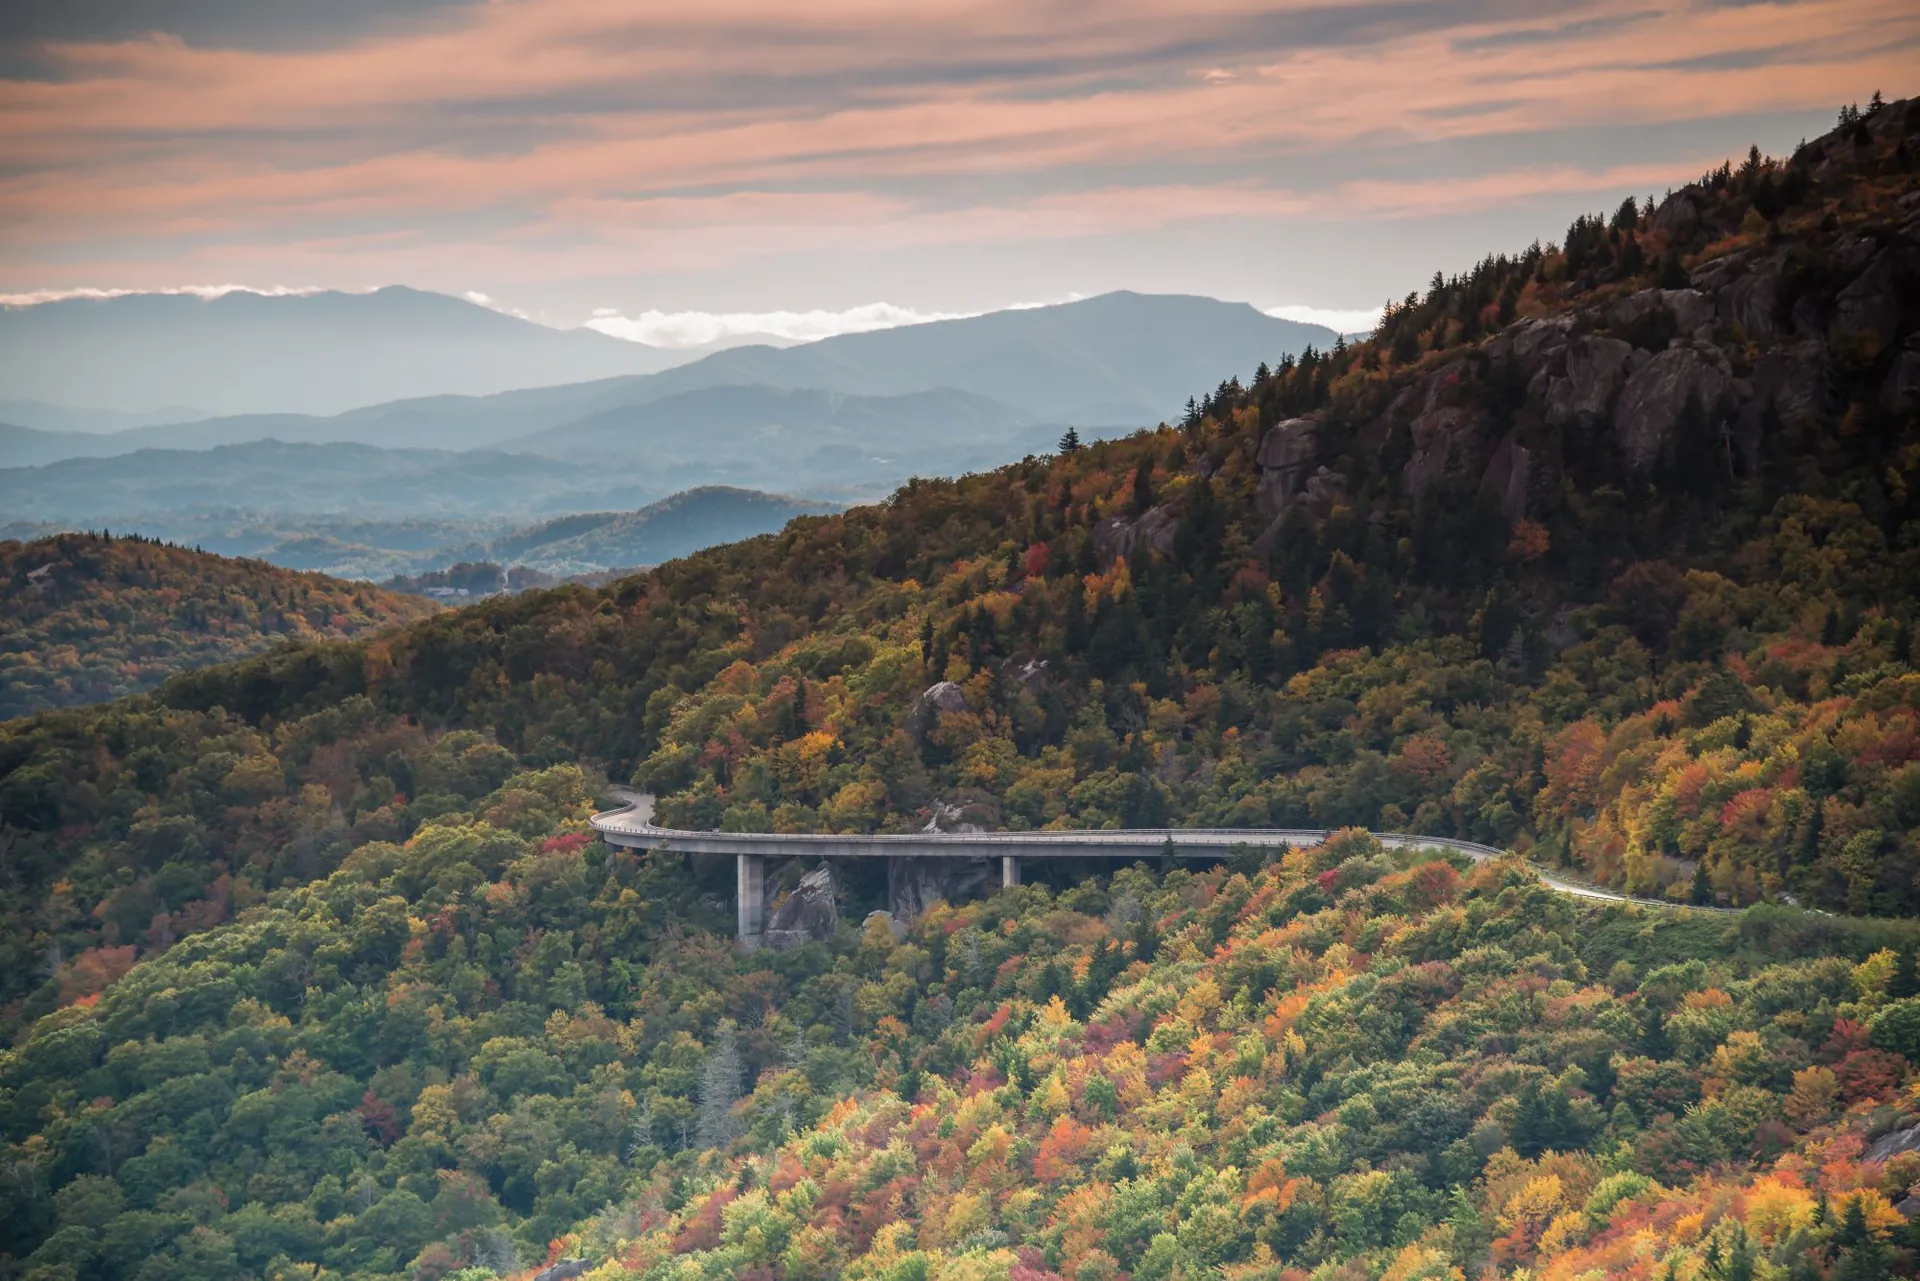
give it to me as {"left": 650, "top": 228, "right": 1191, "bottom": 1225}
{"left": 1833, "top": 1197, "right": 1890, "bottom": 1280}
{"left": 1890, "top": 945, "right": 1919, "bottom": 1001}
{"left": 1130, "top": 453, "right": 1155, "bottom": 517}
{"left": 1058, "top": 427, "right": 1082, "bottom": 453}
{"left": 1691, "top": 860, "right": 1714, "bottom": 906}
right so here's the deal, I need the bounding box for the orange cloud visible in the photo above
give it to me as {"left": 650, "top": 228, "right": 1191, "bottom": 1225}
{"left": 0, "top": 0, "right": 1909, "bottom": 295}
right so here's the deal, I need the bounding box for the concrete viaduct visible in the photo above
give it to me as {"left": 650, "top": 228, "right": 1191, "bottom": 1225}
{"left": 587, "top": 794, "right": 1676, "bottom": 942}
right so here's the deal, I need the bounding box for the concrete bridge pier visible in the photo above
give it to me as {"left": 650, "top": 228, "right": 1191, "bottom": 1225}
{"left": 1002, "top": 855, "right": 1020, "bottom": 889}
{"left": 737, "top": 854, "right": 765, "bottom": 944}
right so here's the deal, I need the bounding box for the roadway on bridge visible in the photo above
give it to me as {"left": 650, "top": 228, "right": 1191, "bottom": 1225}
{"left": 590, "top": 790, "right": 1719, "bottom": 914}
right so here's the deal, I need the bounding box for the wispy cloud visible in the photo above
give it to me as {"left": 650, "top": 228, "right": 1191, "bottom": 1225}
{"left": 1265, "top": 304, "right": 1383, "bottom": 334}
{"left": 0, "top": 284, "right": 335, "bottom": 307}
{"left": 0, "top": 0, "right": 1905, "bottom": 305}
{"left": 583, "top": 303, "right": 975, "bottom": 348}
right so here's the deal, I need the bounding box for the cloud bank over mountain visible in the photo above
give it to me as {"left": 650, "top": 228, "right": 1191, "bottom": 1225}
{"left": 582, "top": 303, "right": 974, "bottom": 348}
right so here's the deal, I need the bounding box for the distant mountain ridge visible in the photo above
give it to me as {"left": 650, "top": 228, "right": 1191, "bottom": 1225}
{"left": 2, "top": 291, "right": 1336, "bottom": 463}
{"left": 0, "top": 286, "right": 690, "bottom": 417}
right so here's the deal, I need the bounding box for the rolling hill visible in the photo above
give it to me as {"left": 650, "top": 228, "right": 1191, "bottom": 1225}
{"left": 0, "top": 532, "right": 438, "bottom": 716}
{"left": 475, "top": 486, "right": 840, "bottom": 574}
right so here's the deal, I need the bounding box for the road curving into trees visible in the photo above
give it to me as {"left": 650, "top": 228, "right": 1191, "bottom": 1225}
{"left": 591, "top": 789, "right": 1735, "bottom": 916}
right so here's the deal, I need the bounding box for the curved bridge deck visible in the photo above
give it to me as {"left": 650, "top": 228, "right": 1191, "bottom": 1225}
{"left": 591, "top": 794, "right": 1700, "bottom": 939}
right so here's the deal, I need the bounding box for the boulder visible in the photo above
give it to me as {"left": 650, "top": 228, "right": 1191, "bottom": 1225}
{"left": 1300, "top": 466, "right": 1347, "bottom": 513}
{"left": 762, "top": 862, "right": 840, "bottom": 951}
{"left": 1545, "top": 335, "right": 1634, "bottom": 427}
{"left": 1832, "top": 249, "right": 1904, "bottom": 355}
{"left": 1613, "top": 346, "right": 1730, "bottom": 469}
{"left": 1715, "top": 256, "right": 1783, "bottom": 337}
{"left": 1689, "top": 253, "right": 1747, "bottom": 295}
{"left": 1650, "top": 191, "right": 1700, "bottom": 235}
{"left": 1401, "top": 405, "right": 1474, "bottom": 498}
{"left": 1663, "top": 287, "right": 1717, "bottom": 336}
{"left": 1091, "top": 504, "right": 1177, "bottom": 562}
{"left": 1832, "top": 234, "right": 1881, "bottom": 278}
{"left": 534, "top": 1262, "right": 589, "bottom": 1281}
{"left": 910, "top": 680, "right": 970, "bottom": 739}
{"left": 1613, "top": 287, "right": 1715, "bottom": 337}
{"left": 888, "top": 857, "right": 994, "bottom": 919}
{"left": 1000, "top": 653, "right": 1051, "bottom": 694}
{"left": 1485, "top": 314, "right": 1572, "bottom": 365}
{"left": 1751, "top": 339, "right": 1829, "bottom": 430}
{"left": 1255, "top": 417, "right": 1318, "bottom": 516}
{"left": 920, "top": 799, "right": 986, "bottom": 834}
{"left": 921, "top": 681, "right": 968, "bottom": 714}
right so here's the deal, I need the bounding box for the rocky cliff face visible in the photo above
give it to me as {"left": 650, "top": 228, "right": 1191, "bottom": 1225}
{"left": 1251, "top": 98, "right": 1920, "bottom": 542}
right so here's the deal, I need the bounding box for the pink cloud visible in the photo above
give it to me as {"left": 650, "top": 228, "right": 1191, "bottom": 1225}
{"left": 0, "top": 0, "right": 1909, "bottom": 294}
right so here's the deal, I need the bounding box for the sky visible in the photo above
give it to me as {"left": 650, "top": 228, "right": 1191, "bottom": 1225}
{"left": 0, "top": 0, "right": 1911, "bottom": 344}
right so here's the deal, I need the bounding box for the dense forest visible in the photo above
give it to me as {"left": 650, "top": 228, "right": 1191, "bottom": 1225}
{"left": 0, "top": 534, "right": 437, "bottom": 718}
{"left": 1, "top": 95, "right": 1919, "bottom": 1279}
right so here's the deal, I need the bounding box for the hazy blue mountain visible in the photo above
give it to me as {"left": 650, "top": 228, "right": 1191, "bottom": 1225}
{"left": 0, "top": 422, "right": 109, "bottom": 469}
{"left": 614, "top": 291, "right": 1335, "bottom": 421}
{"left": 499, "top": 384, "right": 1044, "bottom": 490}
{"left": 6, "top": 291, "right": 1334, "bottom": 465}
{"left": 0, "top": 287, "right": 690, "bottom": 417}
{"left": 56, "top": 379, "right": 649, "bottom": 455}
{"left": 479, "top": 487, "right": 839, "bottom": 574}
{"left": 0, "top": 400, "right": 210, "bottom": 434}
{"left": 0, "top": 440, "right": 666, "bottom": 523}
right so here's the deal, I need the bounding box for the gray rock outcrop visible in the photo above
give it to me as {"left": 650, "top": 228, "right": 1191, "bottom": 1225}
{"left": 762, "top": 862, "right": 840, "bottom": 951}
{"left": 1613, "top": 346, "right": 1730, "bottom": 469}
{"left": 921, "top": 680, "right": 967, "bottom": 713}
{"left": 1750, "top": 339, "right": 1829, "bottom": 430}
{"left": 1092, "top": 504, "right": 1177, "bottom": 562}
{"left": 1715, "top": 258, "right": 1782, "bottom": 337}
{"left": 1832, "top": 249, "right": 1904, "bottom": 353}
{"left": 1255, "top": 416, "right": 1318, "bottom": 515}
{"left": 888, "top": 857, "right": 994, "bottom": 919}
{"left": 1650, "top": 191, "right": 1699, "bottom": 235}
{"left": 1864, "top": 1122, "right": 1920, "bottom": 1164}
{"left": 1612, "top": 287, "right": 1714, "bottom": 337}
{"left": 1545, "top": 335, "right": 1635, "bottom": 428}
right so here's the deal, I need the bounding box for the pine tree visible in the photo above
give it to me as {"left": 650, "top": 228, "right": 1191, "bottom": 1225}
{"left": 1130, "top": 454, "right": 1155, "bottom": 517}
{"left": 1833, "top": 1197, "right": 1890, "bottom": 1280}
{"left": 1690, "top": 861, "right": 1714, "bottom": 905}
{"left": 1890, "top": 945, "right": 1919, "bottom": 1000}
{"left": 1058, "top": 427, "right": 1081, "bottom": 453}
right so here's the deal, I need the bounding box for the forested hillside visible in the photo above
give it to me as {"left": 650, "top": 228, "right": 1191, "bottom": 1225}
{"left": 2, "top": 97, "right": 1920, "bottom": 1280}
{"left": 0, "top": 534, "right": 437, "bottom": 718}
